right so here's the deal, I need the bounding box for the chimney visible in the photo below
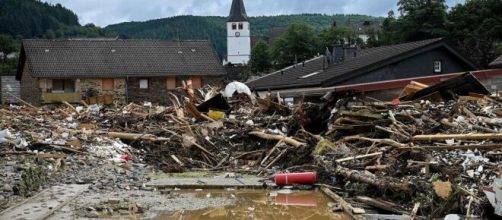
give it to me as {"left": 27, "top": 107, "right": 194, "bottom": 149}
{"left": 332, "top": 44, "right": 344, "bottom": 63}
{"left": 343, "top": 46, "right": 357, "bottom": 59}
{"left": 331, "top": 43, "right": 357, "bottom": 64}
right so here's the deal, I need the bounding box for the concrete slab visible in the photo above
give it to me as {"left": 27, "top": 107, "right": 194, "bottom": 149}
{"left": 146, "top": 177, "right": 274, "bottom": 189}
{"left": 0, "top": 184, "right": 89, "bottom": 220}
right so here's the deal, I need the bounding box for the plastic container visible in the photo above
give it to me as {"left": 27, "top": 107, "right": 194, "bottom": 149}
{"left": 274, "top": 172, "right": 317, "bottom": 186}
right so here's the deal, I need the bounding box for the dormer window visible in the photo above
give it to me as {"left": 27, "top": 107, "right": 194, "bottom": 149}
{"left": 238, "top": 23, "right": 243, "bottom": 30}
{"left": 232, "top": 23, "right": 237, "bottom": 30}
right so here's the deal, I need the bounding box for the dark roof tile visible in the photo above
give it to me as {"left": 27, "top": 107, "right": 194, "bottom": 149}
{"left": 247, "top": 38, "right": 471, "bottom": 90}
{"left": 228, "top": 0, "right": 248, "bottom": 22}
{"left": 21, "top": 39, "right": 225, "bottom": 78}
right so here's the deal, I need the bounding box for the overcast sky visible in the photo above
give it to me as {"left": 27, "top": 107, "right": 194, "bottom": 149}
{"left": 43, "top": 0, "right": 466, "bottom": 27}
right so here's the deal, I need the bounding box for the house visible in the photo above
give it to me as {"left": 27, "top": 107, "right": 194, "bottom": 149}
{"left": 16, "top": 39, "right": 226, "bottom": 106}
{"left": 490, "top": 55, "right": 502, "bottom": 68}
{"left": 247, "top": 38, "right": 478, "bottom": 100}
{"left": 351, "top": 21, "right": 381, "bottom": 44}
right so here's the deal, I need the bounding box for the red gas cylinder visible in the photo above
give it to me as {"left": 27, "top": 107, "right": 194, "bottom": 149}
{"left": 274, "top": 172, "right": 317, "bottom": 186}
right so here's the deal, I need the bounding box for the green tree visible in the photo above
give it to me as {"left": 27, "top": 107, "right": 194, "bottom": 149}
{"left": 318, "top": 26, "right": 357, "bottom": 50}
{"left": 397, "top": 0, "right": 449, "bottom": 41}
{"left": 0, "top": 34, "right": 17, "bottom": 59}
{"left": 379, "top": 10, "right": 399, "bottom": 45}
{"left": 0, "top": 34, "right": 18, "bottom": 75}
{"left": 250, "top": 40, "right": 271, "bottom": 73}
{"left": 448, "top": 0, "right": 502, "bottom": 68}
{"left": 270, "top": 23, "right": 319, "bottom": 68}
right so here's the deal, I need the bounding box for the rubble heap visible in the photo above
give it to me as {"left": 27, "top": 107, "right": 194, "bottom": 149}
{"left": 1, "top": 73, "right": 502, "bottom": 218}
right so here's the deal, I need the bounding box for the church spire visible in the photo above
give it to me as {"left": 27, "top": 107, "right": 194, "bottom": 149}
{"left": 228, "top": 0, "right": 248, "bottom": 22}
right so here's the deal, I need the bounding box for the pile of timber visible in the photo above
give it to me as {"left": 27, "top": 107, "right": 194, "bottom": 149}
{"left": 2, "top": 73, "right": 502, "bottom": 218}
{"left": 318, "top": 94, "right": 502, "bottom": 218}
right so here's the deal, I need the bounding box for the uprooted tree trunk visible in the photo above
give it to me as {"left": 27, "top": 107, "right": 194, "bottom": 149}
{"left": 334, "top": 165, "right": 413, "bottom": 192}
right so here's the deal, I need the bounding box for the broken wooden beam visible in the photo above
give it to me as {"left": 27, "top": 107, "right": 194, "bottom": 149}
{"left": 336, "top": 152, "right": 383, "bottom": 163}
{"left": 355, "top": 196, "right": 408, "bottom": 215}
{"left": 412, "top": 133, "right": 502, "bottom": 141}
{"left": 335, "top": 166, "right": 412, "bottom": 191}
{"left": 396, "top": 144, "right": 502, "bottom": 151}
{"left": 320, "top": 186, "right": 366, "bottom": 220}
{"left": 249, "top": 131, "right": 306, "bottom": 147}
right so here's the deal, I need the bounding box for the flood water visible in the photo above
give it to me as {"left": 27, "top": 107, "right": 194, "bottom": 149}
{"left": 158, "top": 189, "right": 348, "bottom": 220}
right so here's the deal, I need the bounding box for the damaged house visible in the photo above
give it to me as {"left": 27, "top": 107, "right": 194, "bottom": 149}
{"left": 247, "top": 38, "right": 481, "bottom": 100}
{"left": 16, "top": 39, "right": 226, "bottom": 105}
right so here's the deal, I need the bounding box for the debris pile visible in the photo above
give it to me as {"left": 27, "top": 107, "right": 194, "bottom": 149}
{"left": 320, "top": 95, "right": 502, "bottom": 218}
{"left": 1, "top": 73, "right": 502, "bottom": 218}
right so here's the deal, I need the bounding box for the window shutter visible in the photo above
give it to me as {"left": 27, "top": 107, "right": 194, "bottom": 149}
{"left": 102, "top": 79, "right": 114, "bottom": 91}
{"left": 191, "top": 76, "right": 202, "bottom": 89}
{"left": 166, "top": 77, "right": 176, "bottom": 90}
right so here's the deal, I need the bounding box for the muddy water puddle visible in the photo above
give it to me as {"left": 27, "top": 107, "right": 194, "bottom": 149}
{"left": 156, "top": 189, "right": 348, "bottom": 220}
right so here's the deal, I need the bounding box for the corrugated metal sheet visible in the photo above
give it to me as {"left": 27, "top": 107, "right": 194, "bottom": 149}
{"left": 1, "top": 76, "right": 20, "bottom": 103}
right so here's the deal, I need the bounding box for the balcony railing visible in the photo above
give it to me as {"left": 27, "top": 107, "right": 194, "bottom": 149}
{"left": 42, "top": 92, "right": 81, "bottom": 103}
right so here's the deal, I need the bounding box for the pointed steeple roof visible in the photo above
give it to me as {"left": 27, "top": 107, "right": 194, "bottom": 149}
{"left": 228, "top": 0, "right": 248, "bottom": 22}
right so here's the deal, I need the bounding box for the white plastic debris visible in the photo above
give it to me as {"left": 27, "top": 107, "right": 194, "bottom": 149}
{"left": 0, "top": 129, "right": 12, "bottom": 143}
{"left": 88, "top": 104, "right": 102, "bottom": 115}
{"left": 75, "top": 106, "right": 84, "bottom": 113}
{"left": 222, "top": 81, "right": 255, "bottom": 103}
{"left": 484, "top": 178, "right": 502, "bottom": 216}
{"left": 444, "top": 214, "right": 461, "bottom": 220}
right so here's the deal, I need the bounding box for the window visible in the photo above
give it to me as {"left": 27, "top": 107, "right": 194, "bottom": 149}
{"left": 232, "top": 23, "right": 237, "bottom": 30}
{"left": 434, "top": 60, "right": 442, "bottom": 73}
{"left": 238, "top": 23, "right": 243, "bottom": 30}
{"left": 52, "top": 79, "right": 75, "bottom": 93}
{"left": 102, "top": 79, "right": 114, "bottom": 91}
{"left": 166, "top": 77, "right": 176, "bottom": 90}
{"left": 191, "top": 76, "right": 202, "bottom": 89}
{"left": 139, "top": 79, "right": 149, "bottom": 89}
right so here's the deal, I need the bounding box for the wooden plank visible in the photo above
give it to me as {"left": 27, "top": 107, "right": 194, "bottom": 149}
{"left": 413, "top": 133, "right": 502, "bottom": 141}
{"left": 320, "top": 186, "right": 366, "bottom": 220}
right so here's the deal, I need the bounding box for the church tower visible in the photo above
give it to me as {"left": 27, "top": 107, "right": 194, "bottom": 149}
{"left": 227, "top": 0, "right": 250, "bottom": 65}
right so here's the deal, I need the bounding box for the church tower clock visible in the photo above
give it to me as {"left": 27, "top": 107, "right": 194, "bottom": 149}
{"left": 227, "top": 0, "right": 250, "bottom": 65}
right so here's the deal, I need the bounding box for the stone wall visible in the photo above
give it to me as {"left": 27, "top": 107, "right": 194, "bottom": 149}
{"left": 127, "top": 76, "right": 225, "bottom": 105}
{"left": 20, "top": 62, "right": 41, "bottom": 106}
{"left": 78, "top": 78, "right": 127, "bottom": 104}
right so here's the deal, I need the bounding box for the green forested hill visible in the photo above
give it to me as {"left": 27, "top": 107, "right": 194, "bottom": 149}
{"left": 0, "top": 0, "right": 114, "bottom": 75}
{"left": 105, "top": 14, "right": 384, "bottom": 57}
{"left": 0, "top": 0, "right": 79, "bottom": 38}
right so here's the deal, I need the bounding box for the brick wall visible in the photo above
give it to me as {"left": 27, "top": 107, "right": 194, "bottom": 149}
{"left": 79, "top": 78, "right": 126, "bottom": 104}
{"left": 20, "top": 62, "right": 42, "bottom": 106}
{"left": 127, "top": 77, "right": 170, "bottom": 104}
